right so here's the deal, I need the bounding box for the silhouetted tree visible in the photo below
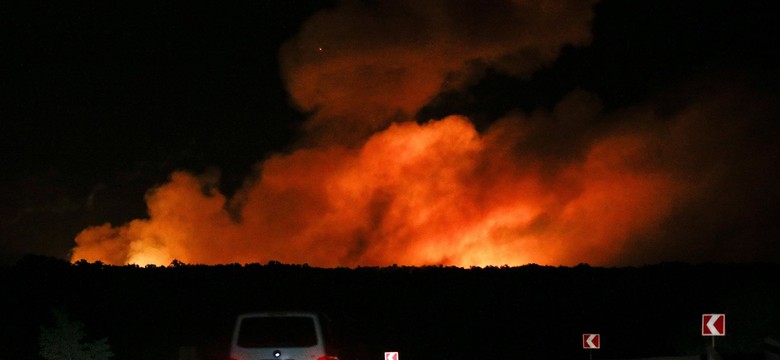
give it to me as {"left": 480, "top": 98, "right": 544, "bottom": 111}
{"left": 39, "top": 309, "right": 113, "bottom": 360}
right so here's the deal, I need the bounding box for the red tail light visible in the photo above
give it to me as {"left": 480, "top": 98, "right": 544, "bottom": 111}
{"left": 317, "top": 356, "right": 339, "bottom": 360}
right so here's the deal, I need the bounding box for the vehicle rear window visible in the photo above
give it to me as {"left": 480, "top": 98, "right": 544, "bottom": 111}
{"left": 237, "top": 316, "right": 318, "bottom": 348}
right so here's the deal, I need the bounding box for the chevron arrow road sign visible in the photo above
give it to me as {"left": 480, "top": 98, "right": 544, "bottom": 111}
{"left": 702, "top": 314, "right": 725, "bottom": 336}
{"left": 583, "top": 334, "right": 600, "bottom": 349}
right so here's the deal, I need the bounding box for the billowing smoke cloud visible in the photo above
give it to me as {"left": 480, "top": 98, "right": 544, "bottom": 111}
{"left": 70, "top": 89, "right": 779, "bottom": 267}
{"left": 71, "top": 0, "right": 780, "bottom": 267}
{"left": 279, "top": 0, "right": 597, "bottom": 145}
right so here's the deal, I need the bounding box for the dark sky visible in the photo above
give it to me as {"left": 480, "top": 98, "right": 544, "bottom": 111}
{"left": 2, "top": 0, "right": 779, "bottom": 266}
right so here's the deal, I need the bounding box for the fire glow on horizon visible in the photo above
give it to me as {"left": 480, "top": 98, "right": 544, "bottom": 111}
{"left": 69, "top": 0, "right": 779, "bottom": 267}
{"left": 71, "top": 112, "right": 689, "bottom": 267}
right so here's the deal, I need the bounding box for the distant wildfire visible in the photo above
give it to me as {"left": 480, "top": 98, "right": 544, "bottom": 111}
{"left": 71, "top": 0, "right": 779, "bottom": 266}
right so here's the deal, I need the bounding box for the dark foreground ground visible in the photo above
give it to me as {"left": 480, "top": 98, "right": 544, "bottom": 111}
{"left": 2, "top": 256, "right": 779, "bottom": 360}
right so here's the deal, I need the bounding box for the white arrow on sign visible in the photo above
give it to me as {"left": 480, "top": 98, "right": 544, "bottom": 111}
{"left": 702, "top": 314, "right": 725, "bottom": 336}
{"left": 384, "top": 352, "right": 399, "bottom": 360}
{"left": 583, "top": 334, "right": 600, "bottom": 349}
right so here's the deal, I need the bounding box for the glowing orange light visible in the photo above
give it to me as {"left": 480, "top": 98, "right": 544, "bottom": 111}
{"left": 71, "top": 115, "right": 685, "bottom": 268}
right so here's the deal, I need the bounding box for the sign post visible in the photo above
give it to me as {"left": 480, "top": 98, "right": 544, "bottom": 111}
{"left": 384, "top": 352, "right": 399, "bottom": 360}
{"left": 702, "top": 314, "right": 725, "bottom": 348}
{"left": 583, "top": 334, "right": 600, "bottom": 359}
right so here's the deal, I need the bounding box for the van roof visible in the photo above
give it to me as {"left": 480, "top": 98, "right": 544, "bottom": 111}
{"left": 237, "top": 311, "right": 319, "bottom": 317}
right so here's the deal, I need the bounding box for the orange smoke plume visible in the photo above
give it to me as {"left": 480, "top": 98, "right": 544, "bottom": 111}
{"left": 73, "top": 1, "right": 780, "bottom": 267}
{"left": 72, "top": 106, "right": 688, "bottom": 267}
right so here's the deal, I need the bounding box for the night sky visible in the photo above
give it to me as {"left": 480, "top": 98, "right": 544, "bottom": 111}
{"left": 3, "top": 0, "right": 779, "bottom": 266}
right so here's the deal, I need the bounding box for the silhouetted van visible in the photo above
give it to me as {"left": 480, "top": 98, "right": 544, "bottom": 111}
{"left": 230, "top": 312, "right": 338, "bottom": 360}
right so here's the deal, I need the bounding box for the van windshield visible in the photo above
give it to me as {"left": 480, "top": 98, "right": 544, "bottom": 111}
{"left": 237, "top": 316, "right": 318, "bottom": 348}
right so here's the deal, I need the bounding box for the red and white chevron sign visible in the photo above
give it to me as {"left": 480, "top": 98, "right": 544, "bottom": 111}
{"left": 384, "top": 352, "right": 399, "bottom": 360}
{"left": 702, "top": 314, "right": 726, "bottom": 336}
{"left": 583, "top": 334, "right": 600, "bottom": 349}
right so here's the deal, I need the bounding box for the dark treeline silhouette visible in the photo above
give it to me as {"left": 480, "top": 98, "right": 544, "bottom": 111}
{"left": 2, "top": 255, "right": 779, "bottom": 360}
